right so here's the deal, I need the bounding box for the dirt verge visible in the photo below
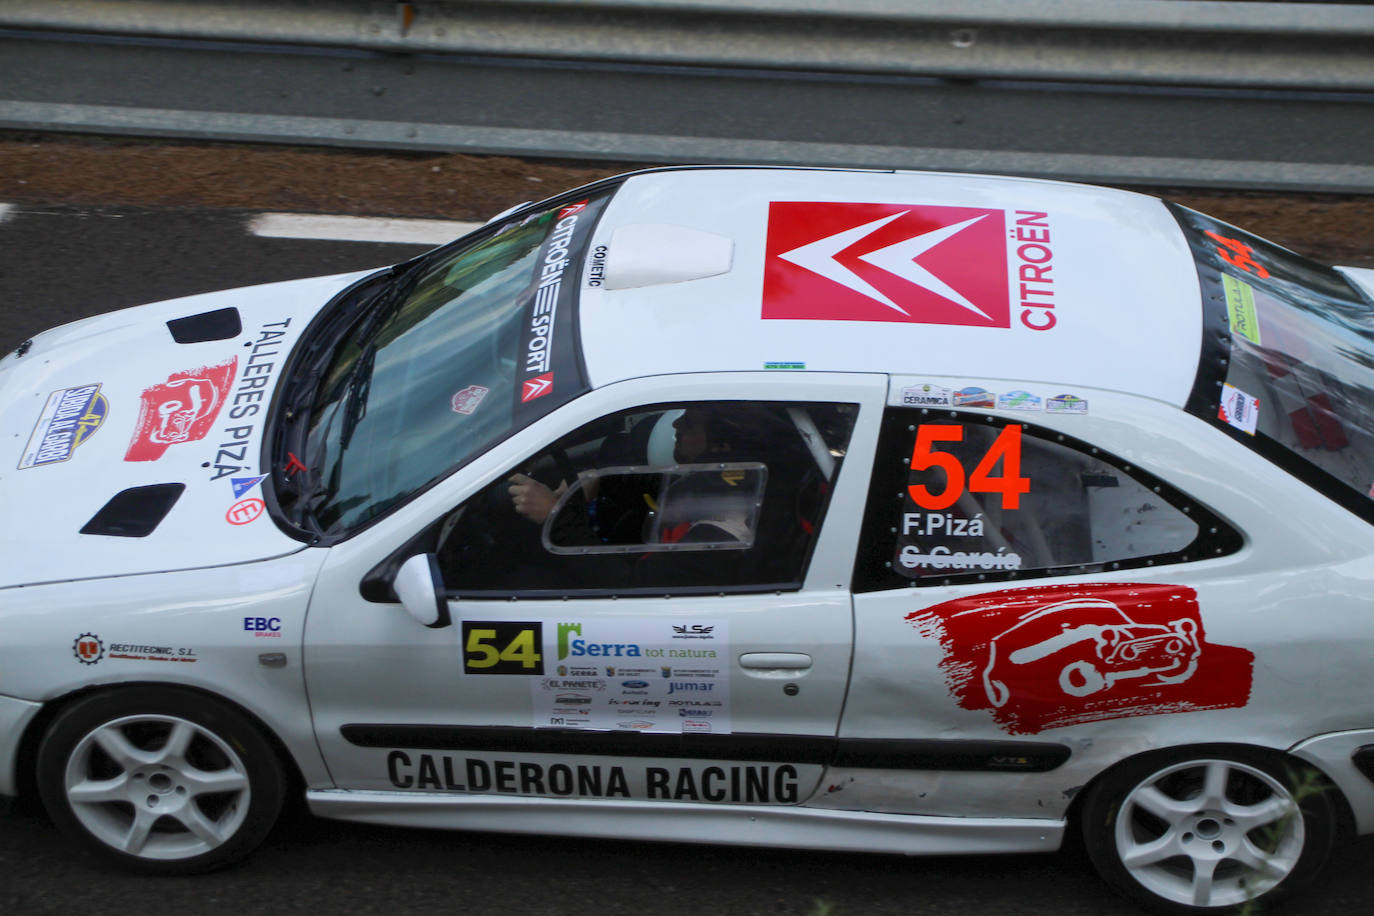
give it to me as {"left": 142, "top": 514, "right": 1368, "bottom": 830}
{"left": 1, "top": 132, "right": 1371, "bottom": 267}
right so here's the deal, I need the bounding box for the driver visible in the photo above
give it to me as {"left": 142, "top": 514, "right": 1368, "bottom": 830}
{"left": 506, "top": 406, "right": 771, "bottom": 546}
{"left": 508, "top": 407, "right": 714, "bottom": 525}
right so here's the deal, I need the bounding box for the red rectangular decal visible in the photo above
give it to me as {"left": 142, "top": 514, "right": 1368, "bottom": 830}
{"left": 124, "top": 358, "right": 237, "bottom": 462}
{"left": 557, "top": 200, "right": 589, "bottom": 220}
{"left": 906, "top": 584, "right": 1253, "bottom": 734}
{"left": 521, "top": 372, "right": 554, "bottom": 403}
{"left": 763, "top": 202, "right": 1009, "bottom": 327}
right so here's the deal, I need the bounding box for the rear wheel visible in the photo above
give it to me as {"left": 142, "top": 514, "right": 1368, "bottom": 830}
{"left": 1080, "top": 747, "right": 1339, "bottom": 913}
{"left": 36, "top": 687, "right": 284, "bottom": 874}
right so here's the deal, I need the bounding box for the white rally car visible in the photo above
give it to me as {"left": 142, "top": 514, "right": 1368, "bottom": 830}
{"left": 4, "top": 166, "right": 1374, "bottom": 914}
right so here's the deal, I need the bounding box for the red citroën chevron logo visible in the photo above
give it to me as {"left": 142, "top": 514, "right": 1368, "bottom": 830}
{"left": 762, "top": 202, "right": 1010, "bottom": 327}
{"left": 522, "top": 373, "right": 554, "bottom": 402}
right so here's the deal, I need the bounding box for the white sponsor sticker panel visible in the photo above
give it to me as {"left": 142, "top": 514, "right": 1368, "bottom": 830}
{"left": 901, "top": 383, "right": 953, "bottom": 407}
{"left": 18, "top": 384, "right": 107, "bottom": 469}
{"left": 1219, "top": 383, "right": 1260, "bottom": 435}
{"left": 533, "top": 617, "right": 730, "bottom": 734}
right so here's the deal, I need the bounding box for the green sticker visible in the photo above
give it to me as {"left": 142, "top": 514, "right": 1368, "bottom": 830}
{"left": 764, "top": 361, "right": 805, "bottom": 370}
{"left": 1222, "top": 275, "right": 1261, "bottom": 345}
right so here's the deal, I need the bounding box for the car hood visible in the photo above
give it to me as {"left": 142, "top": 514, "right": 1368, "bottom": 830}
{"left": 0, "top": 270, "right": 373, "bottom": 588}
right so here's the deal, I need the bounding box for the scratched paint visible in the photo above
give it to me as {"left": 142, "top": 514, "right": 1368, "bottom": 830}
{"left": 907, "top": 583, "right": 1254, "bottom": 734}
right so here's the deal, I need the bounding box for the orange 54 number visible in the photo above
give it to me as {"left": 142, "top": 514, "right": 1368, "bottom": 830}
{"left": 1204, "top": 230, "right": 1270, "bottom": 279}
{"left": 908, "top": 424, "right": 1031, "bottom": 510}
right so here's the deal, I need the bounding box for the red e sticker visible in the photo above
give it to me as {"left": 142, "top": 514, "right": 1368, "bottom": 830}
{"left": 226, "top": 497, "right": 265, "bottom": 526}
{"left": 763, "top": 202, "right": 1009, "bottom": 327}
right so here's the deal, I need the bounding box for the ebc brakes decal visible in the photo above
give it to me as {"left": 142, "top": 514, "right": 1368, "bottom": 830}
{"left": 907, "top": 583, "right": 1254, "bottom": 734}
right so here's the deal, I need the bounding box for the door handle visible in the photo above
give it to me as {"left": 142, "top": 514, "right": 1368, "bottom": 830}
{"left": 739, "top": 652, "right": 813, "bottom": 670}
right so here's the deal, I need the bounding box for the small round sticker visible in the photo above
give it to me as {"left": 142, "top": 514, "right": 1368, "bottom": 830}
{"left": 74, "top": 633, "right": 104, "bottom": 665}
{"left": 227, "top": 497, "right": 265, "bottom": 525}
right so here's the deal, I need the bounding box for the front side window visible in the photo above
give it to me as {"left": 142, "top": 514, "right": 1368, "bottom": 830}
{"left": 544, "top": 462, "right": 768, "bottom": 555}
{"left": 853, "top": 410, "right": 1241, "bottom": 591}
{"left": 1171, "top": 203, "right": 1374, "bottom": 522}
{"left": 433, "top": 401, "right": 857, "bottom": 595}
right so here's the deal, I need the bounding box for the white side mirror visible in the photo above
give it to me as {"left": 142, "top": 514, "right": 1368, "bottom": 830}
{"left": 393, "top": 554, "right": 451, "bottom": 628}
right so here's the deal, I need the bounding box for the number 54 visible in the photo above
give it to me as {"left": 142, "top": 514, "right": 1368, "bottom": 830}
{"left": 908, "top": 424, "right": 1030, "bottom": 510}
{"left": 464, "top": 626, "right": 542, "bottom": 671}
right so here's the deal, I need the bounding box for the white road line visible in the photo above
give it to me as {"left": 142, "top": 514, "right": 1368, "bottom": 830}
{"left": 0, "top": 202, "right": 16, "bottom": 223}
{"left": 248, "top": 213, "right": 482, "bottom": 245}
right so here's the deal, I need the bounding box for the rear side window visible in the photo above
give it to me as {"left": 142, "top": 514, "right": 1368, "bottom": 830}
{"left": 1170, "top": 202, "right": 1374, "bottom": 524}
{"left": 853, "top": 410, "right": 1241, "bottom": 591}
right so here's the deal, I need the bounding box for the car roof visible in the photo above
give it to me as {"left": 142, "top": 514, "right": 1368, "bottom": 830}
{"left": 576, "top": 167, "right": 1203, "bottom": 407}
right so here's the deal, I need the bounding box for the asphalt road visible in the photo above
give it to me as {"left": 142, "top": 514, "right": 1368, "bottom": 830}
{"left": 0, "top": 203, "right": 430, "bottom": 357}
{"left": 4, "top": 203, "right": 1374, "bottom": 915}
{"left": 0, "top": 798, "right": 1126, "bottom": 916}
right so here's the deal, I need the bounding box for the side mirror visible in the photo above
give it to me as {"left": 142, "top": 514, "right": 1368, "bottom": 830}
{"left": 393, "top": 553, "right": 451, "bottom": 628}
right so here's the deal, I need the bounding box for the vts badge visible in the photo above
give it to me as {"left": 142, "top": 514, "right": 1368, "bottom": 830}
{"left": 763, "top": 202, "right": 1009, "bottom": 327}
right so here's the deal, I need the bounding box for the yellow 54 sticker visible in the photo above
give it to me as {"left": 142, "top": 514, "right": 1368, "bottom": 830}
{"left": 462, "top": 621, "right": 544, "bottom": 675}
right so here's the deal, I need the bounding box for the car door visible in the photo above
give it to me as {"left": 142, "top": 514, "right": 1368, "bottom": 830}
{"left": 303, "top": 371, "right": 885, "bottom": 806}
{"left": 828, "top": 376, "right": 1311, "bottom": 820}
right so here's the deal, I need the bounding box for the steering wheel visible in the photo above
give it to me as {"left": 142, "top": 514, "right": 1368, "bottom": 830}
{"left": 549, "top": 446, "right": 577, "bottom": 489}
{"left": 473, "top": 446, "right": 579, "bottom": 544}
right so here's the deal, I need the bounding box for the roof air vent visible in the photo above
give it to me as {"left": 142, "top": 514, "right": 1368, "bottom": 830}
{"left": 167, "top": 307, "right": 242, "bottom": 344}
{"left": 601, "top": 224, "right": 733, "bottom": 291}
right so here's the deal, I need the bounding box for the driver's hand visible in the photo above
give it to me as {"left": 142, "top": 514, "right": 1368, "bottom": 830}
{"left": 508, "top": 473, "right": 566, "bottom": 524}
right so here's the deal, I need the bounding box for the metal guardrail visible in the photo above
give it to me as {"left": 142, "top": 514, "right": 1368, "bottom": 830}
{"left": 5, "top": 0, "right": 1374, "bottom": 89}
{"left": 1, "top": 1, "right": 1372, "bottom": 191}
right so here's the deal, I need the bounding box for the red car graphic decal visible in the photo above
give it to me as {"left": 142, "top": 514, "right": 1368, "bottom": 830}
{"left": 124, "top": 359, "right": 238, "bottom": 461}
{"left": 450, "top": 384, "right": 489, "bottom": 415}
{"left": 906, "top": 583, "right": 1253, "bottom": 734}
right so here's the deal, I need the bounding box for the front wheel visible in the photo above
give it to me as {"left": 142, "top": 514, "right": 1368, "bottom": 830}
{"left": 1080, "top": 747, "right": 1339, "bottom": 914}
{"left": 36, "top": 687, "right": 285, "bottom": 874}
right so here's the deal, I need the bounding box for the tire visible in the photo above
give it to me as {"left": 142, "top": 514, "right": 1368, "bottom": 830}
{"left": 36, "top": 686, "right": 285, "bottom": 874}
{"left": 1080, "top": 746, "right": 1339, "bottom": 914}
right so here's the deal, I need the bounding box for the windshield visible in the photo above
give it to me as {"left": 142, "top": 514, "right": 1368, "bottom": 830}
{"left": 1171, "top": 202, "right": 1374, "bottom": 520}
{"left": 293, "top": 192, "right": 610, "bottom": 536}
